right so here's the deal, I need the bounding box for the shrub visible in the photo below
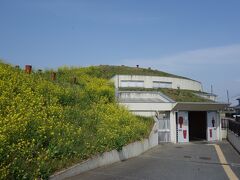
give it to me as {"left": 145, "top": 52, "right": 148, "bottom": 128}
{"left": 0, "top": 62, "right": 153, "bottom": 179}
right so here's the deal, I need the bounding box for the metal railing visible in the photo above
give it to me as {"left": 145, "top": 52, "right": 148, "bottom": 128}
{"left": 221, "top": 118, "right": 229, "bottom": 129}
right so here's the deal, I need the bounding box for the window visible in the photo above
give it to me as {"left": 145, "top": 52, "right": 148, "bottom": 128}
{"left": 120, "top": 80, "right": 144, "bottom": 88}
{"left": 153, "top": 81, "right": 172, "bottom": 88}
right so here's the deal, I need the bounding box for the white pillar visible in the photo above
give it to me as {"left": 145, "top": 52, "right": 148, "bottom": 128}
{"left": 218, "top": 112, "right": 222, "bottom": 141}
{"left": 170, "top": 111, "right": 177, "bottom": 143}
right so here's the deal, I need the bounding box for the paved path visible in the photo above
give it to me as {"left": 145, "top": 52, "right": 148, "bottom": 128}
{"left": 68, "top": 141, "right": 240, "bottom": 180}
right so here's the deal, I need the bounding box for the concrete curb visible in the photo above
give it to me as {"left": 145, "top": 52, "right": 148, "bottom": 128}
{"left": 50, "top": 122, "right": 158, "bottom": 180}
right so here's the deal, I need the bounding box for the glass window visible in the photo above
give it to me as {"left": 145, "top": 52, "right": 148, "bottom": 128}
{"left": 153, "top": 81, "right": 172, "bottom": 88}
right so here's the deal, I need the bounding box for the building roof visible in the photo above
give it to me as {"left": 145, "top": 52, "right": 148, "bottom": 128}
{"left": 195, "top": 92, "right": 217, "bottom": 97}
{"left": 118, "top": 87, "right": 213, "bottom": 103}
{"left": 172, "top": 102, "right": 227, "bottom": 111}
{"left": 233, "top": 98, "right": 240, "bottom": 109}
{"left": 159, "top": 88, "right": 213, "bottom": 102}
{"left": 118, "top": 98, "right": 166, "bottom": 103}
{"left": 234, "top": 105, "right": 240, "bottom": 109}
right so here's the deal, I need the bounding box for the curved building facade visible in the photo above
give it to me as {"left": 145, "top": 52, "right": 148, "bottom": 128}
{"left": 112, "top": 75, "right": 203, "bottom": 91}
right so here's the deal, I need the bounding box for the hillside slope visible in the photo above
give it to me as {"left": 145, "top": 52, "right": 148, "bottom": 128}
{"left": 0, "top": 62, "right": 153, "bottom": 179}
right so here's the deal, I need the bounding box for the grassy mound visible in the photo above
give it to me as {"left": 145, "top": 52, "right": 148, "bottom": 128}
{"left": 158, "top": 88, "right": 213, "bottom": 102}
{"left": 61, "top": 65, "right": 191, "bottom": 80}
{"left": 0, "top": 62, "right": 153, "bottom": 179}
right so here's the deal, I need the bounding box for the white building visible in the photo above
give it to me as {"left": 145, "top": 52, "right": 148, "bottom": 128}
{"left": 112, "top": 75, "right": 226, "bottom": 143}
{"left": 114, "top": 74, "right": 203, "bottom": 91}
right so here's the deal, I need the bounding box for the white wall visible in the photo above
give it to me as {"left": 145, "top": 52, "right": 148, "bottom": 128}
{"left": 130, "top": 111, "right": 156, "bottom": 117}
{"left": 50, "top": 122, "right": 159, "bottom": 180}
{"left": 196, "top": 93, "right": 217, "bottom": 101}
{"left": 118, "top": 91, "right": 172, "bottom": 102}
{"left": 112, "top": 75, "right": 203, "bottom": 91}
{"left": 119, "top": 102, "right": 175, "bottom": 113}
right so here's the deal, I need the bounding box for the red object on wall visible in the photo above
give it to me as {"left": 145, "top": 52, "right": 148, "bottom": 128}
{"left": 179, "top": 116, "right": 183, "bottom": 128}
{"left": 183, "top": 130, "right": 187, "bottom": 139}
{"left": 51, "top": 72, "right": 57, "bottom": 81}
{"left": 25, "top": 65, "right": 32, "bottom": 74}
{"left": 210, "top": 129, "right": 212, "bottom": 138}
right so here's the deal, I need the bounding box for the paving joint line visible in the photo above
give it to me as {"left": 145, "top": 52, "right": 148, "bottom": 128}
{"left": 141, "top": 154, "right": 240, "bottom": 167}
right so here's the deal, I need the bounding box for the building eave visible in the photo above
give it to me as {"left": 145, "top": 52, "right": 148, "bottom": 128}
{"left": 172, "top": 102, "right": 227, "bottom": 111}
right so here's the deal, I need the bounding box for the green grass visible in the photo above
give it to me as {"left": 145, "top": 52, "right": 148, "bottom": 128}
{"left": 118, "top": 87, "right": 213, "bottom": 102}
{"left": 159, "top": 88, "right": 213, "bottom": 102}
{"left": 60, "top": 65, "right": 192, "bottom": 80}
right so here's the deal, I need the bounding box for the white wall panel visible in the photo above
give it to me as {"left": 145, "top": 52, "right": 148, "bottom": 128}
{"left": 177, "top": 111, "right": 189, "bottom": 143}
{"left": 207, "top": 111, "right": 219, "bottom": 141}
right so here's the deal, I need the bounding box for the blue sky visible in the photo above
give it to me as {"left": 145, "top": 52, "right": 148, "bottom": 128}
{"left": 1, "top": 0, "right": 240, "bottom": 104}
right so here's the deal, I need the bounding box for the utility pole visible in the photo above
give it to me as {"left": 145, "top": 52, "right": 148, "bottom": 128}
{"left": 227, "top": 90, "right": 230, "bottom": 104}
{"left": 211, "top": 85, "right": 213, "bottom": 94}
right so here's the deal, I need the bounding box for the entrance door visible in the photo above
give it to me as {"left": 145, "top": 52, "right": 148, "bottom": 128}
{"left": 207, "top": 111, "right": 218, "bottom": 141}
{"left": 177, "top": 111, "right": 189, "bottom": 143}
{"left": 189, "top": 111, "right": 207, "bottom": 141}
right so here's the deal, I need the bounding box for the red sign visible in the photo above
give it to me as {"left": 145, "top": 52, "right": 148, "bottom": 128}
{"left": 183, "top": 130, "right": 187, "bottom": 139}
{"left": 210, "top": 129, "right": 212, "bottom": 138}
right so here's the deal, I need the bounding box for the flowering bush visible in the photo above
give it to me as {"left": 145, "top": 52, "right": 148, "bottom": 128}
{"left": 0, "top": 62, "right": 153, "bottom": 179}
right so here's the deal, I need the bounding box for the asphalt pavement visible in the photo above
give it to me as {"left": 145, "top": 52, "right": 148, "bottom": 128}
{"left": 68, "top": 141, "right": 240, "bottom": 180}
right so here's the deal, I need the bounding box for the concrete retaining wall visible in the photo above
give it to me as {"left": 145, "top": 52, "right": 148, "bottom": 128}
{"left": 50, "top": 122, "right": 158, "bottom": 180}
{"left": 228, "top": 130, "right": 240, "bottom": 153}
